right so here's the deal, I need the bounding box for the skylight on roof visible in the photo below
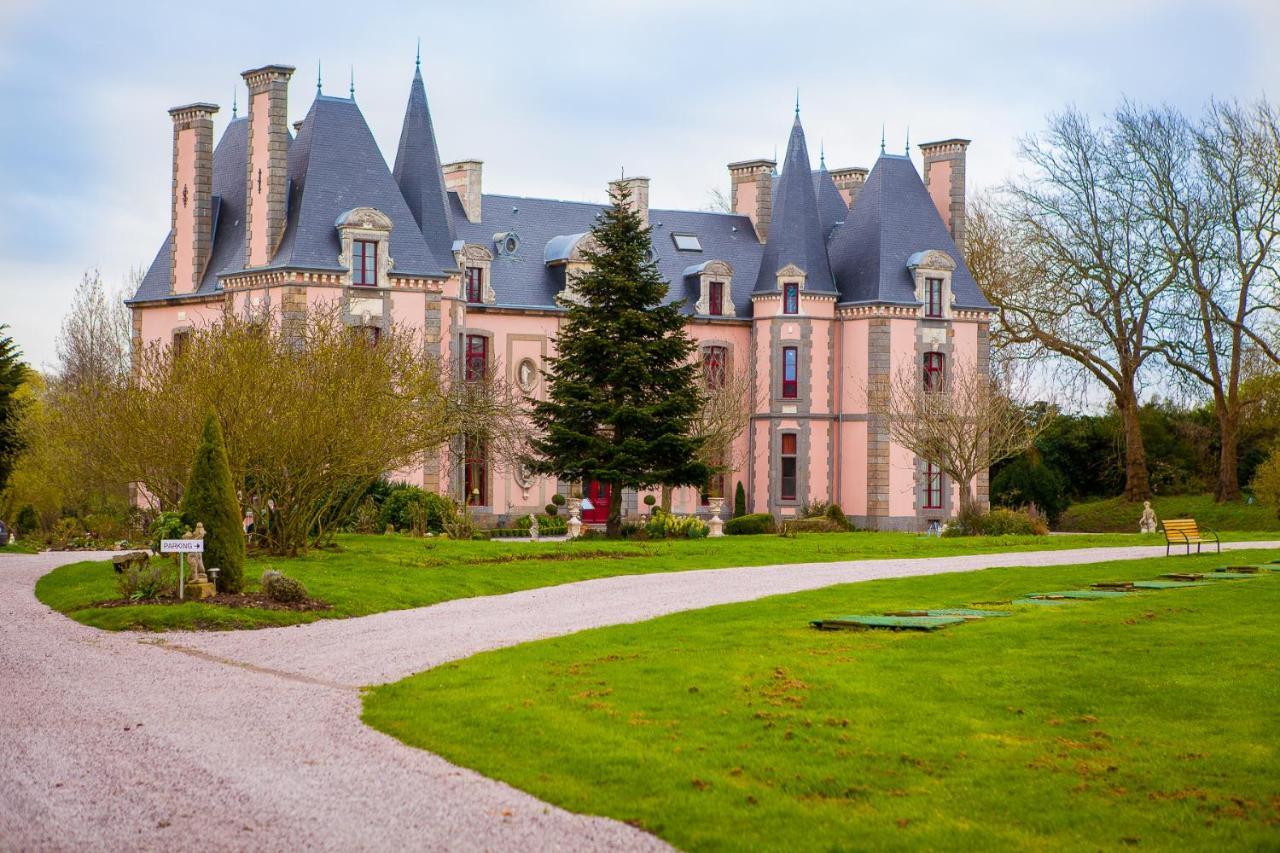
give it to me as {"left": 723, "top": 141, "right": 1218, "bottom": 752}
{"left": 671, "top": 233, "right": 702, "bottom": 252}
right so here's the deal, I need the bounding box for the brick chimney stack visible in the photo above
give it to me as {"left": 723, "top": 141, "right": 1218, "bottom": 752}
{"left": 728, "top": 158, "right": 775, "bottom": 242}
{"left": 167, "top": 102, "right": 219, "bottom": 295}
{"left": 919, "top": 139, "right": 970, "bottom": 251}
{"left": 241, "top": 64, "right": 295, "bottom": 267}
{"left": 828, "top": 166, "right": 868, "bottom": 208}
{"left": 610, "top": 176, "right": 650, "bottom": 227}
{"left": 443, "top": 160, "right": 483, "bottom": 224}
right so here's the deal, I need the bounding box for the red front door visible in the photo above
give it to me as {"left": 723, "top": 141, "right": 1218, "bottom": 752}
{"left": 583, "top": 481, "right": 612, "bottom": 524}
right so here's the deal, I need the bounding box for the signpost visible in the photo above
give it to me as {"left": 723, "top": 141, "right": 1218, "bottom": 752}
{"left": 160, "top": 538, "right": 204, "bottom": 600}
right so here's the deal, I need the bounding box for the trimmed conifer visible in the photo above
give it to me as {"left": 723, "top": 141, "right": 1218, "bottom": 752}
{"left": 180, "top": 414, "right": 245, "bottom": 592}
{"left": 734, "top": 481, "right": 747, "bottom": 518}
{"left": 526, "top": 182, "right": 710, "bottom": 537}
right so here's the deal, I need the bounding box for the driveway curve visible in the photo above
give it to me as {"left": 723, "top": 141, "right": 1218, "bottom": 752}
{"left": 3, "top": 541, "right": 1277, "bottom": 850}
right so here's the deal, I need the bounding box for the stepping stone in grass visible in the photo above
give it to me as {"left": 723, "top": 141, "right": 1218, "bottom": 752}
{"left": 1092, "top": 581, "right": 1136, "bottom": 591}
{"left": 1131, "top": 580, "right": 1211, "bottom": 589}
{"left": 1014, "top": 597, "right": 1069, "bottom": 606}
{"left": 883, "top": 608, "right": 1012, "bottom": 620}
{"left": 1160, "top": 571, "right": 1257, "bottom": 581}
{"left": 1025, "top": 590, "right": 1132, "bottom": 601}
{"left": 810, "top": 615, "right": 966, "bottom": 632}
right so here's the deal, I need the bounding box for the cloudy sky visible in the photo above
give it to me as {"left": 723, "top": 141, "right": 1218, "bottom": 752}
{"left": 1, "top": 0, "right": 1276, "bottom": 370}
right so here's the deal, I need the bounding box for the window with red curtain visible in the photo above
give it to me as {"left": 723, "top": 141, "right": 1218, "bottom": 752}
{"left": 782, "top": 346, "right": 798, "bottom": 398}
{"left": 465, "top": 334, "right": 487, "bottom": 381}
{"left": 926, "top": 278, "right": 943, "bottom": 317}
{"left": 780, "top": 433, "right": 798, "bottom": 500}
{"left": 464, "top": 437, "right": 487, "bottom": 506}
{"left": 923, "top": 352, "right": 945, "bottom": 392}
{"left": 352, "top": 240, "right": 377, "bottom": 286}
{"left": 465, "top": 266, "right": 484, "bottom": 303}
{"left": 708, "top": 281, "right": 724, "bottom": 315}
{"left": 783, "top": 282, "right": 799, "bottom": 315}
{"left": 702, "top": 345, "right": 726, "bottom": 389}
{"left": 924, "top": 462, "right": 943, "bottom": 509}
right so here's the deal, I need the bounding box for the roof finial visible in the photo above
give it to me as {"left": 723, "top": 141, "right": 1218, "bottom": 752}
{"left": 820, "top": 139, "right": 826, "bottom": 169}
{"left": 880, "top": 124, "right": 886, "bottom": 155}
{"left": 316, "top": 59, "right": 322, "bottom": 95}
{"left": 415, "top": 38, "right": 421, "bottom": 71}
{"left": 349, "top": 66, "right": 355, "bottom": 99}
{"left": 231, "top": 86, "right": 237, "bottom": 119}
{"left": 794, "top": 88, "right": 800, "bottom": 118}
{"left": 905, "top": 126, "right": 910, "bottom": 156}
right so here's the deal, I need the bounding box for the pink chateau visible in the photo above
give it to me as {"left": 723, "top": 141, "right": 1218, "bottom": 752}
{"left": 129, "top": 59, "right": 992, "bottom": 530}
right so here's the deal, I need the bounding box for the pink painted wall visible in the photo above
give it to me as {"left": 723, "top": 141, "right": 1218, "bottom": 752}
{"left": 735, "top": 180, "right": 757, "bottom": 223}
{"left": 888, "top": 318, "right": 919, "bottom": 518}
{"left": 137, "top": 300, "right": 223, "bottom": 350}
{"left": 926, "top": 160, "right": 953, "bottom": 235}
{"left": 246, "top": 92, "right": 271, "bottom": 267}
{"left": 171, "top": 128, "right": 197, "bottom": 294}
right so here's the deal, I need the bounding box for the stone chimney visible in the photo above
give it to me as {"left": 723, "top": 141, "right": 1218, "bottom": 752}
{"left": 443, "top": 160, "right": 482, "bottom": 224}
{"left": 610, "top": 176, "right": 650, "bottom": 227}
{"left": 168, "top": 103, "right": 219, "bottom": 295}
{"left": 728, "top": 158, "right": 775, "bottom": 242}
{"left": 829, "top": 166, "right": 868, "bottom": 208}
{"left": 919, "top": 138, "right": 971, "bottom": 251}
{"left": 241, "top": 64, "right": 295, "bottom": 267}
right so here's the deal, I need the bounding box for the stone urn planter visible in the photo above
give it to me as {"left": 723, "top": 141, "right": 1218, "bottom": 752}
{"left": 707, "top": 498, "right": 725, "bottom": 538}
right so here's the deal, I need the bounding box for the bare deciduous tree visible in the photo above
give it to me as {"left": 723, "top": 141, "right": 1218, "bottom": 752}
{"left": 56, "top": 303, "right": 474, "bottom": 555}
{"left": 691, "top": 360, "right": 758, "bottom": 496}
{"left": 1119, "top": 99, "right": 1280, "bottom": 501}
{"left": 878, "top": 359, "right": 1047, "bottom": 515}
{"left": 56, "top": 269, "right": 134, "bottom": 388}
{"left": 978, "top": 109, "right": 1179, "bottom": 500}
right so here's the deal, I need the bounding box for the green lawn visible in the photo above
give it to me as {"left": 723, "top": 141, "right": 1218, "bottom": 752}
{"left": 364, "top": 549, "right": 1280, "bottom": 852}
{"left": 1, "top": 538, "right": 39, "bottom": 554}
{"left": 1060, "top": 494, "right": 1280, "bottom": 533}
{"left": 29, "top": 530, "right": 1219, "bottom": 632}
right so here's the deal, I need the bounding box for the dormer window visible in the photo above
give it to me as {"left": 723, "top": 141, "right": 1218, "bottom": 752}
{"left": 783, "top": 282, "right": 799, "bottom": 315}
{"left": 352, "top": 239, "right": 378, "bottom": 287}
{"left": 687, "top": 260, "right": 736, "bottom": 317}
{"left": 925, "top": 278, "right": 943, "bottom": 318}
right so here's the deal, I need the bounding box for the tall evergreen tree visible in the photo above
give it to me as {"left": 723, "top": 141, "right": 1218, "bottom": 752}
{"left": 527, "top": 183, "right": 710, "bottom": 536}
{"left": 0, "top": 327, "right": 28, "bottom": 495}
{"left": 180, "top": 414, "right": 245, "bottom": 592}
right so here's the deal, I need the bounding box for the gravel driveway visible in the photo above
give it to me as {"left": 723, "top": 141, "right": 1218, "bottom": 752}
{"left": 3, "top": 541, "right": 1276, "bottom": 850}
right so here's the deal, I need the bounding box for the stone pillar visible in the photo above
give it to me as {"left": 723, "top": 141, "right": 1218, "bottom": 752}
{"left": 242, "top": 64, "right": 295, "bottom": 267}
{"left": 167, "top": 103, "right": 219, "bottom": 295}
{"left": 610, "top": 176, "right": 650, "bottom": 227}
{"left": 443, "top": 160, "right": 483, "bottom": 224}
{"left": 919, "top": 139, "right": 971, "bottom": 252}
{"left": 829, "top": 166, "right": 868, "bottom": 208}
{"left": 728, "top": 158, "right": 775, "bottom": 242}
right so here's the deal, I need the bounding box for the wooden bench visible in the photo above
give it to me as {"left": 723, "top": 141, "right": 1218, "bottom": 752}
{"left": 1161, "top": 518, "right": 1220, "bottom": 557}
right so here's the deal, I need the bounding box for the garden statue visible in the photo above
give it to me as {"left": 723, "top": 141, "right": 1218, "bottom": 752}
{"left": 1139, "top": 501, "right": 1157, "bottom": 534}
{"left": 528, "top": 513, "right": 539, "bottom": 541}
{"left": 184, "top": 523, "right": 209, "bottom": 583}
{"left": 567, "top": 498, "right": 582, "bottom": 540}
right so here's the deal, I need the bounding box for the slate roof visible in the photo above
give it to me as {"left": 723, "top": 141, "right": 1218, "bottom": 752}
{"left": 132, "top": 67, "right": 986, "bottom": 317}
{"left": 812, "top": 163, "right": 848, "bottom": 239}
{"left": 392, "top": 65, "right": 456, "bottom": 265}
{"left": 450, "top": 193, "right": 762, "bottom": 316}
{"left": 827, "top": 153, "right": 991, "bottom": 309}
{"left": 273, "top": 95, "right": 449, "bottom": 277}
{"left": 753, "top": 115, "right": 836, "bottom": 293}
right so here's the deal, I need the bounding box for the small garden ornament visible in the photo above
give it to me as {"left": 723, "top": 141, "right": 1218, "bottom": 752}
{"left": 1139, "top": 501, "right": 1157, "bottom": 534}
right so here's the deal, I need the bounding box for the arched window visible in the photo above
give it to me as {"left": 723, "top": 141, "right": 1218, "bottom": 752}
{"left": 782, "top": 346, "right": 798, "bottom": 399}
{"left": 923, "top": 352, "right": 945, "bottom": 393}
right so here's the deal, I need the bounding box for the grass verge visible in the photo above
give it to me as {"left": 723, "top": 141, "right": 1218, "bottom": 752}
{"left": 32, "top": 530, "right": 1275, "bottom": 632}
{"left": 1060, "top": 494, "right": 1279, "bottom": 533}
{"left": 363, "top": 549, "right": 1280, "bottom": 851}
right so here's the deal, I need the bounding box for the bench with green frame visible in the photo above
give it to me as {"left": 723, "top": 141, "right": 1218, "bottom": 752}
{"left": 1161, "top": 518, "right": 1220, "bottom": 557}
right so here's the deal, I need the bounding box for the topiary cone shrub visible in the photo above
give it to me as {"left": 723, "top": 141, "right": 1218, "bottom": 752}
{"left": 180, "top": 414, "right": 245, "bottom": 593}
{"left": 733, "top": 482, "right": 747, "bottom": 518}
